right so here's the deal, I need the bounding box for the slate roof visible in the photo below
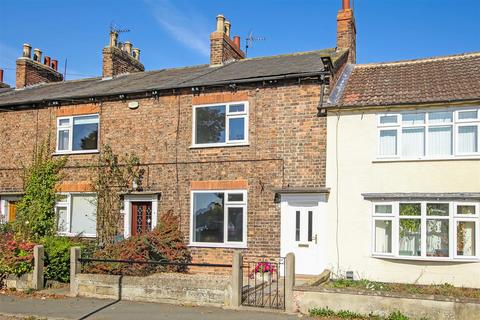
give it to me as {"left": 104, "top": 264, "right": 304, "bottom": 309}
{"left": 330, "top": 52, "right": 480, "bottom": 108}
{"left": 0, "top": 49, "right": 339, "bottom": 108}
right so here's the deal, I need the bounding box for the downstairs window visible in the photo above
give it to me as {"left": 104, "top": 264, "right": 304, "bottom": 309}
{"left": 372, "top": 201, "right": 479, "bottom": 261}
{"left": 191, "top": 190, "right": 247, "bottom": 247}
{"left": 56, "top": 193, "right": 97, "bottom": 237}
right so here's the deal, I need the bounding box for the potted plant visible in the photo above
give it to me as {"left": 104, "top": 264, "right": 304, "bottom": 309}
{"left": 250, "top": 262, "right": 276, "bottom": 284}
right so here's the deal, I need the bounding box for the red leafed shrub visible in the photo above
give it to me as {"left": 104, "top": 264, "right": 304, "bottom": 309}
{"left": 84, "top": 210, "right": 191, "bottom": 276}
{"left": 0, "top": 233, "right": 37, "bottom": 278}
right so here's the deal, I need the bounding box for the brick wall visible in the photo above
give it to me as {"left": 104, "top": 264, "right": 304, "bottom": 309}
{"left": 336, "top": 8, "right": 356, "bottom": 64}
{"left": 16, "top": 58, "right": 63, "bottom": 88}
{"left": 102, "top": 46, "right": 145, "bottom": 78}
{"left": 0, "top": 80, "right": 326, "bottom": 264}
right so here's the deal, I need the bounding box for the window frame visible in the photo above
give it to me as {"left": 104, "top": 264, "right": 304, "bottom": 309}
{"left": 56, "top": 114, "right": 100, "bottom": 154}
{"left": 189, "top": 190, "right": 247, "bottom": 248}
{"left": 55, "top": 192, "right": 97, "bottom": 238}
{"left": 191, "top": 101, "right": 249, "bottom": 148}
{"left": 371, "top": 200, "right": 480, "bottom": 262}
{"left": 376, "top": 107, "right": 480, "bottom": 160}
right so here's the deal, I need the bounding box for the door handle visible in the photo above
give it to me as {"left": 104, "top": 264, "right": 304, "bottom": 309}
{"left": 314, "top": 234, "right": 318, "bottom": 244}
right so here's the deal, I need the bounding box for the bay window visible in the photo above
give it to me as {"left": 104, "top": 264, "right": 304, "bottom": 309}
{"left": 372, "top": 201, "right": 480, "bottom": 260}
{"left": 377, "top": 108, "right": 479, "bottom": 159}
{"left": 191, "top": 190, "right": 247, "bottom": 247}
{"left": 192, "top": 102, "right": 248, "bottom": 147}
{"left": 56, "top": 114, "right": 99, "bottom": 153}
{"left": 56, "top": 193, "right": 97, "bottom": 237}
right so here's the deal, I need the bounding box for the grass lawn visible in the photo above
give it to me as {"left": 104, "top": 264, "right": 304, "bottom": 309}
{"left": 322, "top": 279, "right": 480, "bottom": 300}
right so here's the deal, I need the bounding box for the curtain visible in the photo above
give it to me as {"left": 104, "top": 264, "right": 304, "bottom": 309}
{"left": 379, "top": 130, "right": 397, "bottom": 156}
{"left": 402, "top": 128, "right": 425, "bottom": 157}
{"left": 458, "top": 125, "right": 478, "bottom": 153}
{"left": 428, "top": 126, "right": 452, "bottom": 156}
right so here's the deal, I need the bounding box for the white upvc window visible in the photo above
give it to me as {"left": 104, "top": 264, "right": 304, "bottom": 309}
{"left": 192, "top": 102, "right": 248, "bottom": 148}
{"left": 377, "top": 107, "right": 480, "bottom": 160}
{"left": 372, "top": 200, "right": 480, "bottom": 261}
{"left": 190, "top": 190, "right": 247, "bottom": 247}
{"left": 56, "top": 193, "right": 97, "bottom": 237}
{"left": 56, "top": 114, "right": 99, "bottom": 154}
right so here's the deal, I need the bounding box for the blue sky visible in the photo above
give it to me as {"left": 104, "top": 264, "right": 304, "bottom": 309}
{"left": 0, "top": 0, "right": 479, "bottom": 87}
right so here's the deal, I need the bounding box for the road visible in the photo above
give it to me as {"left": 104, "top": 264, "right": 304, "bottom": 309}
{"left": 0, "top": 295, "right": 304, "bottom": 320}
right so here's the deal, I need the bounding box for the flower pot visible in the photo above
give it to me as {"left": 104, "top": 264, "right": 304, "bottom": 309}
{"left": 255, "top": 272, "right": 273, "bottom": 285}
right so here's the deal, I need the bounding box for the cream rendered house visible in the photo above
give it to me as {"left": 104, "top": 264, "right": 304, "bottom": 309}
{"left": 324, "top": 52, "right": 480, "bottom": 287}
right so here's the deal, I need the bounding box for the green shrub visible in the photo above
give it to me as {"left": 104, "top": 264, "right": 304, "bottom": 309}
{"left": 41, "top": 236, "right": 83, "bottom": 283}
{"left": 309, "top": 307, "right": 336, "bottom": 317}
{"left": 84, "top": 210, "right": 191, "bottom": 276}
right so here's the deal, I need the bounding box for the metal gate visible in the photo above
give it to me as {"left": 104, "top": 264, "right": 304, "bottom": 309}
{"left": 241, "top": 257, "right": 285, "bottom": 310}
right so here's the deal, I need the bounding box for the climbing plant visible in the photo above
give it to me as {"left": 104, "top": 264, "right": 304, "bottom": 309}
{"left": 92, "top": 145, "right": 144, "bottom": 245}
{"left": 13, "top": 140, "right": 67, "bottom": 241}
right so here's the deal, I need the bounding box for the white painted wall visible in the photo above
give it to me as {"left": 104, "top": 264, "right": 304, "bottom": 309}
{"left": 326, "top": 108, "right": 480, "bottom": 287}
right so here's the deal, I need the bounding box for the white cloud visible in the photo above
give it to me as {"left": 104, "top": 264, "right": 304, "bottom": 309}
{"left": 146, "top": 0, "right": 210, "bottom": 57}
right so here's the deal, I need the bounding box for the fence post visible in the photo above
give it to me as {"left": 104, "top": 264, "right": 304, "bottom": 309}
{"left": 231, "top": 250, "right": 243, "bottom": 308}
{"left": 70, "top": 246, "right": 81, "bottom": 296}
{"left": 285, "top": 252, "right": 295, "bottom": 313}
{"left": 33, "top": 245, "right": 44, "bottom": 290}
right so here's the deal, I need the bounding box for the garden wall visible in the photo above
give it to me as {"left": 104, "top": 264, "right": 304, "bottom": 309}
{"left": 293, "top": 286, "right": 480, "bottom": 320}
{"left": 5, "top": 273, "right": 34, "bottom": 290}
{"left": 71, "top": 272, "right": 232, "bottom": 307}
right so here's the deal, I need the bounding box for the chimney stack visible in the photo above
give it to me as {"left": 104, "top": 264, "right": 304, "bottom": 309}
{"left": 210, "top": 14, "right": 245, "bottom": 65}
{"left": 0, "top": 69, "right": 9, "bottom": 88}
{"left": 15, "top": 45, "right": 63, "bottom": 89}
{"left": 337, "top": 0, "right": 356, "bottom": 63}
{"left": 102, "top": 32, "right": 144, "bottom": 78}
{"left": 52, "top": 59, "right": 58, "bottom": 71}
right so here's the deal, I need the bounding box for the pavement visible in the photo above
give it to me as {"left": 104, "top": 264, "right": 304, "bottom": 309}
{"left": 0, "top": 294, "right": 305, "bottom": 320}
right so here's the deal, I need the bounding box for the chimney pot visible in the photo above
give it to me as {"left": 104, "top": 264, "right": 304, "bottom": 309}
{"left": 225, "top": 21, "right": 231, "bottom": 37}
{"left": 44, "top": 56, "right": 51, "bottom": 67}
{"left": 0, "top": 69, "right": 3, "bottom": 83}
{"left": 52, "top": 59, "right": 58, "bottom": 71}
{"left": 233, "top": 36, "right": 241, "bottom": 49}
{"left": 216, "top": 14, "right": 225, "bottom": 33}
{"left": 22, "top": 43, "right": 32, "bottom": 59}
{"left": 132, "top": 48, "right": 140, "bottom": 61}
{"left": 109, "top": 31, "right": 118, "bottom": 47}
{"left": 342, "top": 0, "right": 350, "bottom": 10}
{"left": 124, "top": 41, "right": 133, "bottom": 55}
{"left": 33, "top": 48, "right": 42, "bottom": 62}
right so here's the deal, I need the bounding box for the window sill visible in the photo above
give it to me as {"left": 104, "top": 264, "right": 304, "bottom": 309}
{"left": 373, "top": 156, "right": 480, "bottom": 163}
{"left": 188, "top": 243, "right": 247, "bottom": 249}
{"left": 58, "top": 232, "right": 96, "bottom": 238}
{"left": 53, "top": 150, "right": 100, "bottom": 156}
{"left": 189, "top": 143, "right": 249, "bottom": 149}
{"left": 372, "top": 254, "right": 479, "bottom": 263}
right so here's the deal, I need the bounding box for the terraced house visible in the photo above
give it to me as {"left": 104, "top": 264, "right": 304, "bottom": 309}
{"left": 326, "top": 52, "right": 480, "bottom": 287}
{"left": 0, "top": 1, "right": 355, "bottom": 273}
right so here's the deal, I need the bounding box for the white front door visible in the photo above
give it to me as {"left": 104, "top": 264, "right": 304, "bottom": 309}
{"left": 280, "top": 194, "right": 327, "bottom": 275}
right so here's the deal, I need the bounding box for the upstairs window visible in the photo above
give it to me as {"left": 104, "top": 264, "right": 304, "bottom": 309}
{"left": 193, "top": 102, "right": 248, "bottom": 147}
{"left": 377, "top": 108, "right": 479, "bottom": 160}
{"left": 57, "top": 114, "right": 99, "bottom": 153}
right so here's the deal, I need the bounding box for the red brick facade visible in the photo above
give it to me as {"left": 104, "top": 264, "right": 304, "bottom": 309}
{"left": 0, "top": 80, "right": 327, "bottom": 265}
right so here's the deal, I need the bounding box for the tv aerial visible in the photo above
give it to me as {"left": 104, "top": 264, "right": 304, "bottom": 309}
{"left": 110, "top": 21, "right": 130, "bottom": 35}
{"left": 245, "top": 30, "right": 266, "bottom": 57}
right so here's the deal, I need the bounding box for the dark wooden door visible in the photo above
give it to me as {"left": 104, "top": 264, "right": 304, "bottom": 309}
{"left": 131, "top": 202, "right": 153, "bottom": 236}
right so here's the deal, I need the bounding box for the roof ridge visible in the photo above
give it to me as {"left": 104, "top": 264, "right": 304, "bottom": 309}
{"left": 239, "top": 48, "right": 337, "bottom": 62}
{"left": 355, "top": 51, "right": 480, "bottom": 68}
